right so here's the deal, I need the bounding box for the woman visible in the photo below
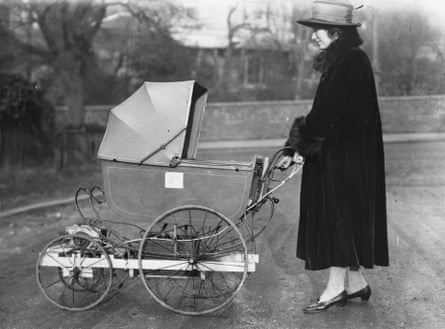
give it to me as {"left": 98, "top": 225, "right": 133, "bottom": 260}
{"left": 278, "top": 0, "right": 389, "bottom": 313}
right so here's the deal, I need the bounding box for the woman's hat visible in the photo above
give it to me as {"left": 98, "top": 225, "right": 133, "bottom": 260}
{"left": 297, "top": 0, "right": 361, "bottom": 28}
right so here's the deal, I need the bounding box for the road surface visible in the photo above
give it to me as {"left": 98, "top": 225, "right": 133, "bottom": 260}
{"left": 1, "top": 142, "right": 444, "bottom": 329}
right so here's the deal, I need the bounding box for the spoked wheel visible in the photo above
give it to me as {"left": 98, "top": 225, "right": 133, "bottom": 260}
{"left": 36, "top": 234, "right": 113, "bottom": 311}
{"left": 138, "top": 205, "right": 248, "bottom": 315}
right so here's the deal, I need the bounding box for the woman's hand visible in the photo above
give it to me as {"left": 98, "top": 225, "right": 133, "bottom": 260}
{"left": 277, "top": 154, "right": 304, "bottom": 170}
{"left": 293, "top": 153, "right": 304, "bottom": 164}
{"left": 277, "top": 155, "right": 293, "bottom": 170}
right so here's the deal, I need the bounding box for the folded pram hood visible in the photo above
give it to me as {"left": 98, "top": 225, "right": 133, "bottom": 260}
{"left": 97, "top": 81, "right": 207, "bottom": 165}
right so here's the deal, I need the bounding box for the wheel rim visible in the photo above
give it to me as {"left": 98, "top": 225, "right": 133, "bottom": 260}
{"left": 36, "top": 234, "right": 113, "bottom": 311}
{"left": 138, "top": 206, "right": 248, "bottom": 315}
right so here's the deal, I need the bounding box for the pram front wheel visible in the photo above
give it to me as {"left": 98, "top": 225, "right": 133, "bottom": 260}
{"left": 138, "top": 205, "right": 248, "bottom": 315}
{"left": 36, "top": 234, "right": 113, "bottom": 311}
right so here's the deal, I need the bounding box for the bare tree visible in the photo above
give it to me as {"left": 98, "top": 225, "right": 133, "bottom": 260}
{"left": 294, "top": 29, "right": 310, "bottom": 99}
{"left": 25, "top": 0, "right": 108, "bottom": 126}
{"left": 377, "top": 8, "right": 444, "bottom": 95}
{"left": 120, "top": 0, "right": 197, "bottom": 85}
{"left": 290, "top": 6, "right": 311, "bottom": 100}
{"left": 216, "top": 4, "right": 250, "bottom": 95}
{"left": 226, "top": 1, "right": 313, "bottom": 100}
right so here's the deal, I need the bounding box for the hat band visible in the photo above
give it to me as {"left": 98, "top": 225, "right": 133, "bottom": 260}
{"left": 312, "top": 1, "right": 353, "bottom": 24}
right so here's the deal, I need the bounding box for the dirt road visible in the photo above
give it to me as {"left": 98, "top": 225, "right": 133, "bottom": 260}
{"left": 1, "top": 142, "right": 444, "bottom": 329}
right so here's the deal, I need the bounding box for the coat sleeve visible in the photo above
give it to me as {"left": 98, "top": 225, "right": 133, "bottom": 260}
{"left": 284, "top": 116, "right": 325, "bottom": 157}
{"left": 285, "top": 51, "right": 362, "bottom": 157}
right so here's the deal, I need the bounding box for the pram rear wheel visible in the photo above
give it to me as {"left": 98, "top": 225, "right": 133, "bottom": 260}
{"left": 36, "top": 234, "right": 113, "bottom": 311}
{"left": 138, "top": 205, "right": 248, "bottom": 315}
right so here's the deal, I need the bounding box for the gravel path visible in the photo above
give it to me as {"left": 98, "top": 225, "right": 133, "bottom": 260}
{"left": 1, "top": 142, "right": 444, "bottom": 329}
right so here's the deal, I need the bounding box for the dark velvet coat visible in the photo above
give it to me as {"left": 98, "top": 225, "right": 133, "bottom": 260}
{"left": 285, "top": 46, "right": 389, "bottom": 270}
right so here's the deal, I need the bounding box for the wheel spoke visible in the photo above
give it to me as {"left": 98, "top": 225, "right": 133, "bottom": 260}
{"left": 61, "top": 242, "right": 74, "bottom": 267}
{"left": 207, "top": 272, "right": 226, "bottom": 296}
{"left": 44, "top": 252, "right": 69, "bottom": 269}
{"left": 167, "top": 276, "right": 191, "bottom": 310}
{"left": 198, "top": 279, "right": 204, "bottom": 296}
{"left": 162, "top": 282, "right": 175, "bottom": 300}
{"left": 212, "top": 236, "right": 243, "bottom": 250}
{"left": 213, "top": 226, "right": 236, "bottom": 245}
{"left": 84, "top": 257, "right": 106, "bottom": 269}
{"left": 201, "top": 211, "right": 208, "bottom": 232}
{"left": 78, "top": 243, "right": 96, "bottom": 267}
{"left": 43, "top": 277, "right": 64, "bottom": 290}
{"left": 153, "top": 260, "right": 189, "bottom": 271}
{"left": 217, "top": 271, "right": 235, "bottom": 291}
{"left": 139, "top": 206, "right": 247, "bottom": 315}
{"left": 72, "top": 282, "right": 75, "bottom": 305}
{"left": 143, "top": 233, "right": 192, "bottom": 257}
{"left": 199, "top": 261, "right": 245, "bottom": 271}
{"left": 146, "top": 267, "right": 190, "bottom": 289}
{"left": 37, "top": 234, "right": 113, "bottom": 311}
{"left": 204, "top": 225, "right": 222, "bottom": 251}
{"left": 97, "top": 270, "right": 106, "bottom": 292}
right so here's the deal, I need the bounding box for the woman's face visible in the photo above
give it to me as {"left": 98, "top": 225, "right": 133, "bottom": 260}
{"left": 312, "top": 28, "right": 336, "bottom": 50}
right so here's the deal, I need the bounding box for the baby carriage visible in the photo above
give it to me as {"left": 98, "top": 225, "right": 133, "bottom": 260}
{"left": 36, "top": 81, "right": 303, "bottom": 315}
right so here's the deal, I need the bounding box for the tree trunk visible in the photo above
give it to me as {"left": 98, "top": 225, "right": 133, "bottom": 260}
{"left": 220, "top": 46, "right": 233, "bottom": 93}
{"left": 294, "top": 27, "right": 309, "bottom": 100}
{"left": 57, "top": 67, "right": 88, "bottom": 166}
{"left": 63, "top": 75, "right": 85, "bottom": 128}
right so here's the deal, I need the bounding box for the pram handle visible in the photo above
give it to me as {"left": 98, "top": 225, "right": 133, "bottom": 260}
{"left": 246, "top": 147, "right": 304, "bottom": 212}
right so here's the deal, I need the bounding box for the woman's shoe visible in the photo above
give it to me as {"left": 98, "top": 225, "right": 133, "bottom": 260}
{"left": 347, "top": 285, "right": 371, "bottom": 301}
{"left": 303, "top": 291, "right": 347, "bottom": 314}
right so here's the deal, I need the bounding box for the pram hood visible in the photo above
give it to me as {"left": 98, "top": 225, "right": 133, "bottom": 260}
{"left": 97, "top": 81, "right": 208, "bottom": 165}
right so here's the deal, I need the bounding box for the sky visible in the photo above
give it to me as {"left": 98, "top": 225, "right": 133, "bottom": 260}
{"left": 176, "top": 0, "right": 445, "bottom": 48}
{"left": 363, "top": 0, "right": 445, "bottom": 27}
{"left": 180, "top": 0, "right": 445, "bottom": 28}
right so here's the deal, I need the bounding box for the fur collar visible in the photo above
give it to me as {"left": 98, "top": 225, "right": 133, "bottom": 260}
{"left": 313, "top": 39, "right": 359, "bottom": 73}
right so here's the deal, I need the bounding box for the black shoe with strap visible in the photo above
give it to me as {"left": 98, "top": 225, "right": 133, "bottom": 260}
{"left": 303, "top": 290, "right": 348, "bottom": 314}
{"left": 347, "top": 285, "right": 371, "bottom": 301}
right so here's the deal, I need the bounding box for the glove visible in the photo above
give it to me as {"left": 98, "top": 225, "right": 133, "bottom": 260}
{"left": 277, "top": 154, "right": 304, "bottom": 170}
{"left": 277, "top": 156, "right": 293, "bottom": 170}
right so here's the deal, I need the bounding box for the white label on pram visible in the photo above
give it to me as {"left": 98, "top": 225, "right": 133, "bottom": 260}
{"left": 165, "top": 172, "right": 184, "bottom": 189}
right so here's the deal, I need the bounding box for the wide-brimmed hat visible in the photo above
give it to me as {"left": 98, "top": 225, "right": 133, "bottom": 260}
{"left": 297, "top": 0, "right": 361, "bottom": 28}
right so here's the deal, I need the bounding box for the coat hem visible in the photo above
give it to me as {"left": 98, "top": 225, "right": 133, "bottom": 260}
{"left": 297, "top": 256, "right": 390, "bottom": 271}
